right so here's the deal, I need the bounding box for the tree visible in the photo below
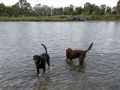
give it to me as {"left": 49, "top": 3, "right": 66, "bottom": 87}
{"left": 75, "top": 6, "right": 83, "bottom": 15}
{"left": 99, "top": 4, "right": 106, "bottom": 15}
{"left": 111, "top": 6, "right": 117, "bottom": 14}
{"left": 0, "top": 0, "right": 119, "bottom": 17}
{"left": 5, "top": 6, "right": 13, "bottom": 17}
{"left": 42, "top": 5, "right": 49, "bottom": 16}
{"left": 0, "top": 3, "right": 6, "bottom": 16}
{"left": 52, "top": 7, "right": 63, "bottom": 15}
{"left": 83, "top": 2, "right": 94, "bottom": 15}
{"left": 106, "top": 6, "right": 111, "bottom": 14}
{"left": 15, "top": 0, "right": 32, "bottom": 16}
{"left": 33, "top": 4, "right": 42, "bottom": 16}
{"left": 116, "top": 0, "right": 120, "bottom": 13}
{"left": 64, "top": 4, "right": 74, "bottom": 15}
{"left": 91, "top": 4, "right": 100, "bottom": 15}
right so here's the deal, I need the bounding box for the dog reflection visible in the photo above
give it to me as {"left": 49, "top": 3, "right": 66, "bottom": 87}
{"left": 66, "top": 60, "right": 85, "bottom": 73}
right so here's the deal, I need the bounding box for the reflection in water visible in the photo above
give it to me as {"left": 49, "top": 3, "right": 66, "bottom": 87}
{"left": 34, "top": 74, "right": 50, "bottom": 90}
{"left": 65, "top": 60, "right": 85, "bottom": 73}
{"left": 0, "top": 22, "right": 120, "bottom": 90}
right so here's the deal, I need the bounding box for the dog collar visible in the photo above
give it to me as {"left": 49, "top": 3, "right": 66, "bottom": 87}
{"left": 36, "top": 60, "right": 41, "bottom": 65}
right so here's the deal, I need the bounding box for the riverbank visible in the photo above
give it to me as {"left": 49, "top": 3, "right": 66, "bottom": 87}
{"left": 85, "top": 15, "right": 120, "bottom": 21}
{"left": 0, "top": 15, "right": 120, "bottom": 22}
{"left": 0, "top": 16, "right": 69, "bottom": 22}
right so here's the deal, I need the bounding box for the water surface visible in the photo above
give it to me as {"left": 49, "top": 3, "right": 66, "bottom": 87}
{"left": 0, "top": 21, "right": 120, "bottom": 90}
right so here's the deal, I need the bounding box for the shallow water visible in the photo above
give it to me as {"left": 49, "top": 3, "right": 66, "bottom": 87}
{"left": 0, "top": 21, "right": 120, "bottom": 90}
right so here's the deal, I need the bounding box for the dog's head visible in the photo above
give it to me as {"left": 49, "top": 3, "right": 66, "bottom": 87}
{"left": 66, "top": 48, "right": 72, "bottom": 54}
{"left": 66, "top": 48, "right": 72, "bottom": 59}
{"left": 33, "top": 55, "right": 42, "bottom": 65}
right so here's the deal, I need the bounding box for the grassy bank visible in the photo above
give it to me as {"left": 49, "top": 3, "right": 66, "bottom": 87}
{"left": 85, "top": 15, "right": 120, "bottom": 21}
{"left": 0, "top": 16, "right": 69, "bottom": 22}
{"left": 0, "top": 15, "right": 120, "bottom": 22}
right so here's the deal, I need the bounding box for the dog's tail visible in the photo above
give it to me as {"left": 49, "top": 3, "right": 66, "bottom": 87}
{"left": 85, "top": 42, "right": 93, "bottom": 52}
{"left": 41, "top": 44, "right": 48, "bottom": 53}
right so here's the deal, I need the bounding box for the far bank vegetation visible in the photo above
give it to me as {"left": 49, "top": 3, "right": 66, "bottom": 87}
{"left": 0, "top": 0, "right": 120, "bottom": 21}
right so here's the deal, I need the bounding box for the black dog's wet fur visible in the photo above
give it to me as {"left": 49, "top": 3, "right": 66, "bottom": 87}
{"left": 33, "top": 44, "right": 50, "bottom": 76}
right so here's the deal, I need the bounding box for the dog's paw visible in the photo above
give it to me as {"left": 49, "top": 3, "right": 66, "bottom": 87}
{"left": 38, "top": 73, "right": 42, "bottom": 77}
{"left": 42, "top": 73, "right": 45, "bottom": 76}
{"left": 48, "top": 67, "right": 50, "bottom": 70}
{"left": 36, "top": 74, "right": 39, "bottom": 76}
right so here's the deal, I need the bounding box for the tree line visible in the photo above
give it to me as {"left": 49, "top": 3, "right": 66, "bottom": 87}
{"left": 0, "top": 0, "right": 120, "bottom": 17}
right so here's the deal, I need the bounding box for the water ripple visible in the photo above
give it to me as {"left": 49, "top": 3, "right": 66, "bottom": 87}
{"left": 0, "top": 22, "right": 120, "bottom": 90}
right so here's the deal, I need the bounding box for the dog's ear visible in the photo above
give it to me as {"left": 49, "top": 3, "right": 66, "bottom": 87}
{"left": 66, "top": 48, "right": 72, "bottom": 56}
{"left": 67, "top": 48, "right": 72, "bottom": 53}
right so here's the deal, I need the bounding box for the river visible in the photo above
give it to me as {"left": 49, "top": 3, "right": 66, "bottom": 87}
{"left": 0, "top": 21, "right": 120, "bottom": 90}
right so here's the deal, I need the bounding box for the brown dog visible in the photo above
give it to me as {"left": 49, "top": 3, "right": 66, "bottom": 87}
{"left": 66, "top": 43, "right": 93, "bottom": 65}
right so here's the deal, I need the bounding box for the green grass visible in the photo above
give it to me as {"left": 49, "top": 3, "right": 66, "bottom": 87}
{"left": 0, "top": 15, "right": 120, "bottom": 22}
{"left": 0, "top": 16, "right": 69, "bottom": 22}
{"left": 85, "top": 15, "right": 120, "bottom": 21}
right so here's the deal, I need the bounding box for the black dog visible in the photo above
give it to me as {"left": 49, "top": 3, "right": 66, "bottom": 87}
{"left": 33, "top": 44, "right": 50, "bottom": 76}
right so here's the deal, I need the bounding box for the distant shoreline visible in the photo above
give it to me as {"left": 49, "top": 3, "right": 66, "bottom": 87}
{"left": 0, "top": 15, "right": 120, "bottom": 22}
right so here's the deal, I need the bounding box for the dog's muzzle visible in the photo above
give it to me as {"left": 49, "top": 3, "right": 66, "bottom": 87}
{"left": 33, "top": 59, "right": 37, "bottom": 63}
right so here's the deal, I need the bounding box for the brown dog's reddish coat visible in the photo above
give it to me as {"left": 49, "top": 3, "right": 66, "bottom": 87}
{"left": 66, "top": 43, "right": 93, "bottom": 65}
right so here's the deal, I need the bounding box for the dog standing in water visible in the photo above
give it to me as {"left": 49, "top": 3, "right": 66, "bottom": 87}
{"left": 66, "top": 43, "right": 93, "bottom": 65}
{"left": 33, "top": 44, "right": 50, "bottom": 76}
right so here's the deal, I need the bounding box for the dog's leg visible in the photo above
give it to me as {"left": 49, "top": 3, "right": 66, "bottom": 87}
{"left": 66, "top": 57, "right": 68, "bottom": 60}
{"left": 47, "top": 59, "right": 50, "bottom": 70}
{"left": 70, "top": 58, "right": 72, "bottom": 61}
{"left": 36, "top": 67, "right": 39, "bottom": 76}
{"left": 66, "top": 51, "right": 69, "bottom": 60}
{"left": 79, "top": 57, "right": 85, "bottom": 65}
{"left": 43, "top": 65, "right": 46, "bottom": 74}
